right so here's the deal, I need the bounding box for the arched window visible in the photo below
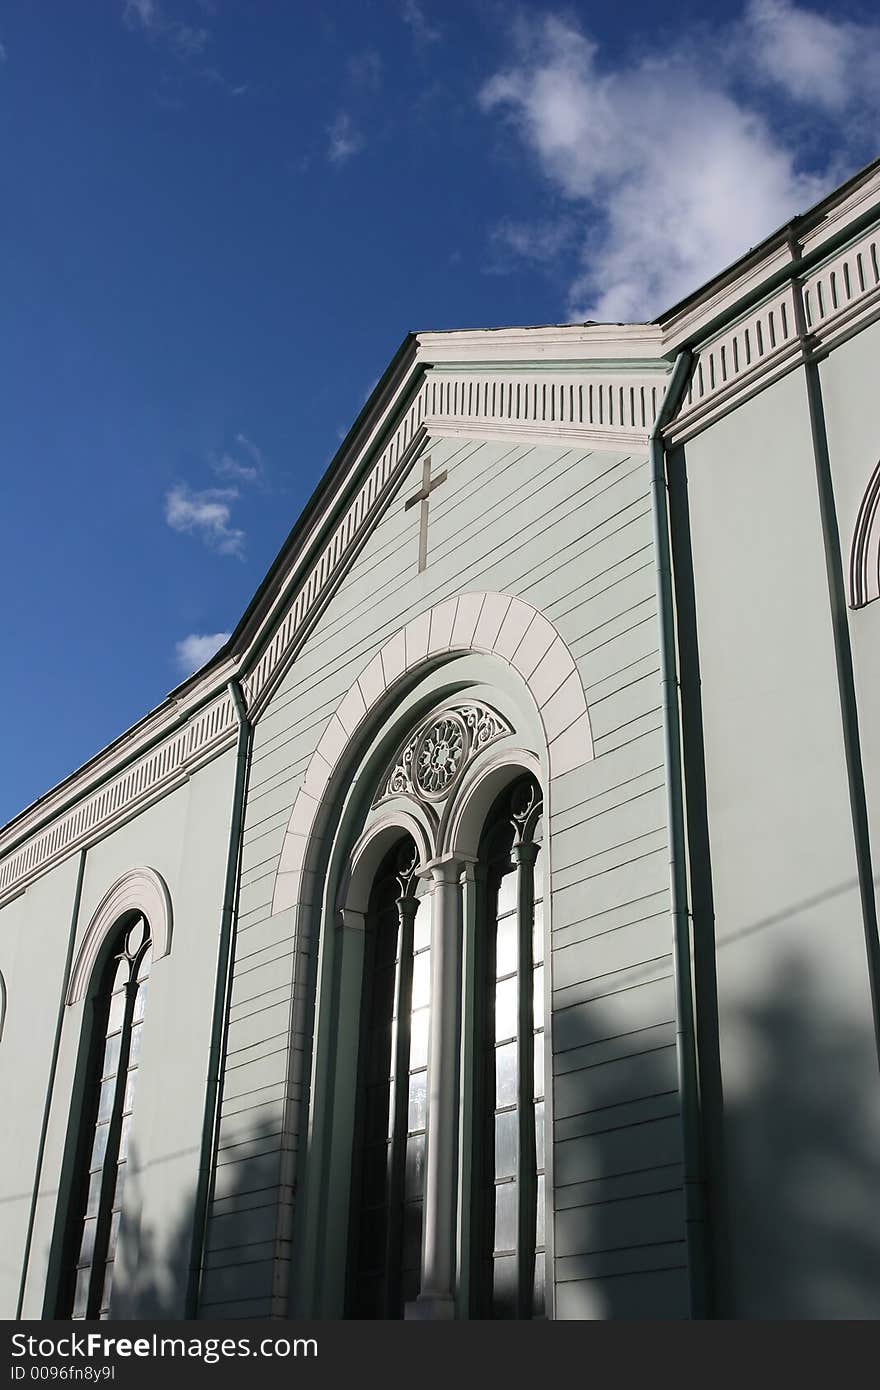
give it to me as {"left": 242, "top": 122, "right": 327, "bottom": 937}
{"left": 58, "top": 914, "right": 152, "bottom": 1320}
{"left": 346, "top": 836, "right": 431, "bottom": 1318}
{"left": 472, "top": 775, "right": 545, "bottom": 1318}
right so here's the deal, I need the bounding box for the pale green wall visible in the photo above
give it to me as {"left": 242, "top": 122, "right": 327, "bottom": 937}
{"left": 1, "top": 747, "right": 236, "bottom": 1319}
{"left": 681, "top": 363, "right": 880, "bottom": 1317}
{"left": 203, "top": 434, "right": 685, "bottom": 1318}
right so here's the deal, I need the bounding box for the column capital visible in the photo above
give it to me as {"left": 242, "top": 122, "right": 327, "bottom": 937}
{"left": 418, "top": 852, "right": 477, "bottom": 887}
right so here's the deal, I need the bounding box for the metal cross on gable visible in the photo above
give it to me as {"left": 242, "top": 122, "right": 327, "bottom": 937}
{"left": 404, "top": 454, "right": 447, "bottom": 573}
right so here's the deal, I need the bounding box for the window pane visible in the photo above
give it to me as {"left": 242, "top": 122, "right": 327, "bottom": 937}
{"left": 410, "top": 1007, "right": 429, "bottom": 1071}
{"left": 78, "top": 1217, "right": 97, "bottom": 1266}
{"left": 495, "top": 977, "right": 517, "bottom": 1044}
{"left": 534, "top": 1101, "right": 545, "bottom": 1171}
{"left": 85, "top": 1170, "right": 102, "bottom": 1220}
{"left": 407, "top": 1070, "right": 427, "bottom": 1133}
{"left": 72, "top": 1267, "right": 90, "bottom": 1320}
{"left": 91, "top": 1123, "right": 109, "bottom": 1169}
{"left": 533, "top": 1032, "right": 544, "bottom": 1100}
{"left": 102, "top": 1033, "right": 121, "bottom": 1079}
{"left": 118, "top": 1114, "right": 131, "bottom": 1162}
{"left": 405, "top": 1134, "right": 425, "bottom": 1200}
{"left": 107, "top": 989, "right": 126, "bottom": 1034}
{"left": 532, "top": 966, "right": 544, "bottom": 1030}
{"left": 495, "top": 1042, "right": 517, "bottom": 1108}
{"left": 536, "top": 1173, "right": 546, "bottom": 1247}
{"left": 411, "top": 951, "right": 430, "bottom": 1010}
{"left": 496, "top": 868, "right": 517, "bottom": 918}
{"left": 533, "top": 1252, "right": 545, "bottom": 1318}
{"left": 494, "top": 1110, "right": 517, "bottom": 1179}
{"left": 494, "top": 1181, "right": 517, "bottom": 1254}
{"left": 532, "top": 845, "right": 544, "bottom": 899}
{"left": 128, "top": 1022, "right": 143, "bottom": 1065}
{"left": 96, "top": 1078, "right": 115, "bottom": 1125}
{"left": 100, "top": 1261, "right": 114, "bottom": 1313}
{"left": 412, "top": 896, "right": 431, "bottom": 953}
{"left": 133, "top": 981, "right": 148, "bottom": 1023}
{"left": 495, "top": 915, "right": 517, "bottom": 978}
{"left": 493, "top": 1255, "right": 518, "bottom": 1317}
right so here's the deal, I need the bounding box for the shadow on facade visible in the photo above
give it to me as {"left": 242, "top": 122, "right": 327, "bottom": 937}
{"left": 103, "top": 952, "right": 880, "bottom": 1320}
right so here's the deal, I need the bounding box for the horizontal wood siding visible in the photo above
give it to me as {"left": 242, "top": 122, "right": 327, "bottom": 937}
{"left": 201, "top": 435, "right": 684, "bottom": 1318}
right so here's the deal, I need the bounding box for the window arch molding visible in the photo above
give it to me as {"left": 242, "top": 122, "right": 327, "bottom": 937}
{"left": 66, "top": 867, "right": 172, "bottom": 1007}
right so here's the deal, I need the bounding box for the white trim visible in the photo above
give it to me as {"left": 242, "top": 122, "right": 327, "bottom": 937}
{"left": 66, "top": 867, "right": 173, "bottom": 1006}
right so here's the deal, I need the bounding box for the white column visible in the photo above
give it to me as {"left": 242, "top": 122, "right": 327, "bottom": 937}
{"left": 406, "top": 853, "right": 471, "bottom": 1319}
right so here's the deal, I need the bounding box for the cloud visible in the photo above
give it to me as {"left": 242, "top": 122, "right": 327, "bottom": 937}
{"left": 328, "top": 111, "right": 364, "bottom": 164}
{"left": 174, "top": 631, "right": 231, "bottom": 675}
{"left": 488, "top": 217, "right": 578, "bottom": 274}
{"left": 743, "top": 0, "right": 880, "bottom": 112}
{"left": 164, "top": 484, "right": 245, "bottom": 557}
{"left": 401, "top": 0, "right": 441, "bottom": 48}
{"left": 123, "top": 1, "right": 209, "bottom": 60}
{"left": 478, "top": 5, "right": 878, "bottom": 322}
{"left": 211, "top": 432, "right": 265, "bottom": 485}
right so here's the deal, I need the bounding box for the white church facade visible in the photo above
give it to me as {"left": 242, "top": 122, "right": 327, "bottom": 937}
{"left": 2, "top": 159, "right": 880, "bottom": 1320}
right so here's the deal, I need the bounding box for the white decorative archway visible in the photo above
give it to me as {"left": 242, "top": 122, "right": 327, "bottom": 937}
{"left": 67, "top": 866, "right": 173, "bottom": 1005}
{"left": 272, "top": 591, "right": 592, "bottom": 915}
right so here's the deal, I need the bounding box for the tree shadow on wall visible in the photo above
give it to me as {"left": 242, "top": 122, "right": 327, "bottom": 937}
{"left": 720, "top": 950, "right": 880, "bottom": 1318}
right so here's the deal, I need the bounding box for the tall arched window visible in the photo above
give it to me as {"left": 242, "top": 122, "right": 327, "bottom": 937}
{"left": 58, "top": 914, "right": 152, "bottom": 1320}
{"left": 472, "top": 775, "right": 545, "bottom": 1318}
{"left": 346, "top": 836, "right": 431, "bottom": 1318}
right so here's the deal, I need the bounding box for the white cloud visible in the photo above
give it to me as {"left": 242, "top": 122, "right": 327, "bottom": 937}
{"left": 328, "top": 111, "right": 364, "bottom": 164}
{"left": 348, "top": 48, "right": 383, "bottom": 91}
{"left": 123, "top": 1, "right": 209, "bottom": 60}
{"left": 164, "top": 484, "right": 245, "bottom": 557}
{"left": 401, "top": 0, "right": 441, "bottom": 48}
{"left": 743, "top": 0, "right": 880, "bottom": 112}
{"left": 479, "top": 6, "right": 877, "bottom": 322}
{"left": 174, "top": 631, "right": 231, "bottom": 675}
{"left": 212, "top": 432, "right": 265, "bottom": 484}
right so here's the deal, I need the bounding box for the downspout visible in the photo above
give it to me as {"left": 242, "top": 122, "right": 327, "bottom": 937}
{"left": 649, "top": 349, "right": 710, "bottom": 1319}
{"left": 17, "top": 849, "right": 86, "bottom": 1319}
{"left": 187, "top": 677, "right": 252, "bottom": 1316}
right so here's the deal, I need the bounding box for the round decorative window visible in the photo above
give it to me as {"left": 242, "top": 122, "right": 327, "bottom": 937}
{"left": 413, "top": 713, "right": 468, "bottom": 799}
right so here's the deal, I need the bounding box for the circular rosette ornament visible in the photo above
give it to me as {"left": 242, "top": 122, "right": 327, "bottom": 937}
{"left": 414, "top": 713, "right": 468, "bottom": 800}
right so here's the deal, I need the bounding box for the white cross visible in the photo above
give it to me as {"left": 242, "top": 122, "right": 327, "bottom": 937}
{"left": 404, "top": 455, "right": 448, "bottom": 573}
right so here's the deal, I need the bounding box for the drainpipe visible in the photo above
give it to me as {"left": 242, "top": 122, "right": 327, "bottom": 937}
{"left": 187, "top": 677, "right": 252, "bottom": 1316}
{"left": 649, "top": 349, "right": 710, "bottom": 1319}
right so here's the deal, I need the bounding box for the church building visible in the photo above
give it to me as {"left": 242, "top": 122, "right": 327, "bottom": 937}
{"left": 2, "top": 158, "right": 880, "bottom": 1321}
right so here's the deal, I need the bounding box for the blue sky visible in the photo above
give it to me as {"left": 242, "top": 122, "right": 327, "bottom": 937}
{"left": 1, "top": 0, "right": 878, "bottom": 826}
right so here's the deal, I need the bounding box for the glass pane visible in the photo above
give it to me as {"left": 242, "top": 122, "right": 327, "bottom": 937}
{"left": 125, "top": 918, "right": 147, "bottom": 957}
{"left": 96, "top": 1078, "right": 115, "bottom": 1125}
{"left": 108, "top": 1209, "right": 121, "bottom": 1259}
{"left": 412, "top": 896, "right": 431, "bottom": 953}
{"left": 495, "top": 915, "right": 517, "bottom": 978}
{"left": 118, "top": 1114, "right": 131, "bottom": 1162}
{"left": 493, "top": 1255, "right": 518, "bottom": 1317}
{"left": 405, "top": 1134, "right": 425, "bottom": 1200}
{"left": 128, "top": 1022, "right": 143, "bottom": 1065}
{"left": 78, "top": 1217, "right": 97, "bottom": 1265}
{"left": 133, "top": 981, "right": 148, "bottom": 1023}
{"left": 495, "top": 1042, "right": 517, "bottom": 1108}
{"left": 100, "top": 1261, "right": 114, "bottom": 1312}
{"left": 533, "top": 1251, "right": 545, "bottom": 1318}
{"left": 496, "top": 868, "right": 517, "bottom": 918}
{"left": 91, "top": 1123, "right": 109, "bottom": 1169}
{"left": 532, "top": 966, "right": 544, "bottom": 1030}
{"left": 402, "top": 1201, "right": 423, "bottom": 1270}
{"left": 72, "top": 1266, "right": 90, "bottom": 1319}
{"left": 136, "top": 943, "right": 152, "bottom": 982}
{"left": 123, "top": 1069, "right": 137, "bottom": 1114}
{"left": 494, "top": 1181, "right": 517, "bottom": 1253}
{"left": 495, "top": 977, "right": 517, "bottom": 1043}
{"left": 494, "top": 1110, "right": 517, "bottom": 1179}
{"left": 411, "top": 951, "right": 431, "bottom": 1010}
{"left": 410, "top": 1007, "right": 429, "bottom": 1071}
{"left": 533, "top": 1032, "right": 545, "bottom": 1099}
{"left": 532, "top": 902, "right": 544, "bottom": 965}
{"left": 112, "top": 1163, "right": 127, "bottom": 1207}
{"left": 85, "top": 1169, "right": 103, "bottom": 1219}
{"left": 536, "top": 1173, "right": 546, "bottom": 1247}
{"left": 534, "top": 1101, "right": 545, "bottom": 1170}
{"left": 102, "top": 1032, "right": 121, "bottom": 1079}
{"left": 107, "top": 989, "right": 127, "bottom": 1034}
{"left": 407, "top": 1070, "right": 427, "bottom": 1132}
